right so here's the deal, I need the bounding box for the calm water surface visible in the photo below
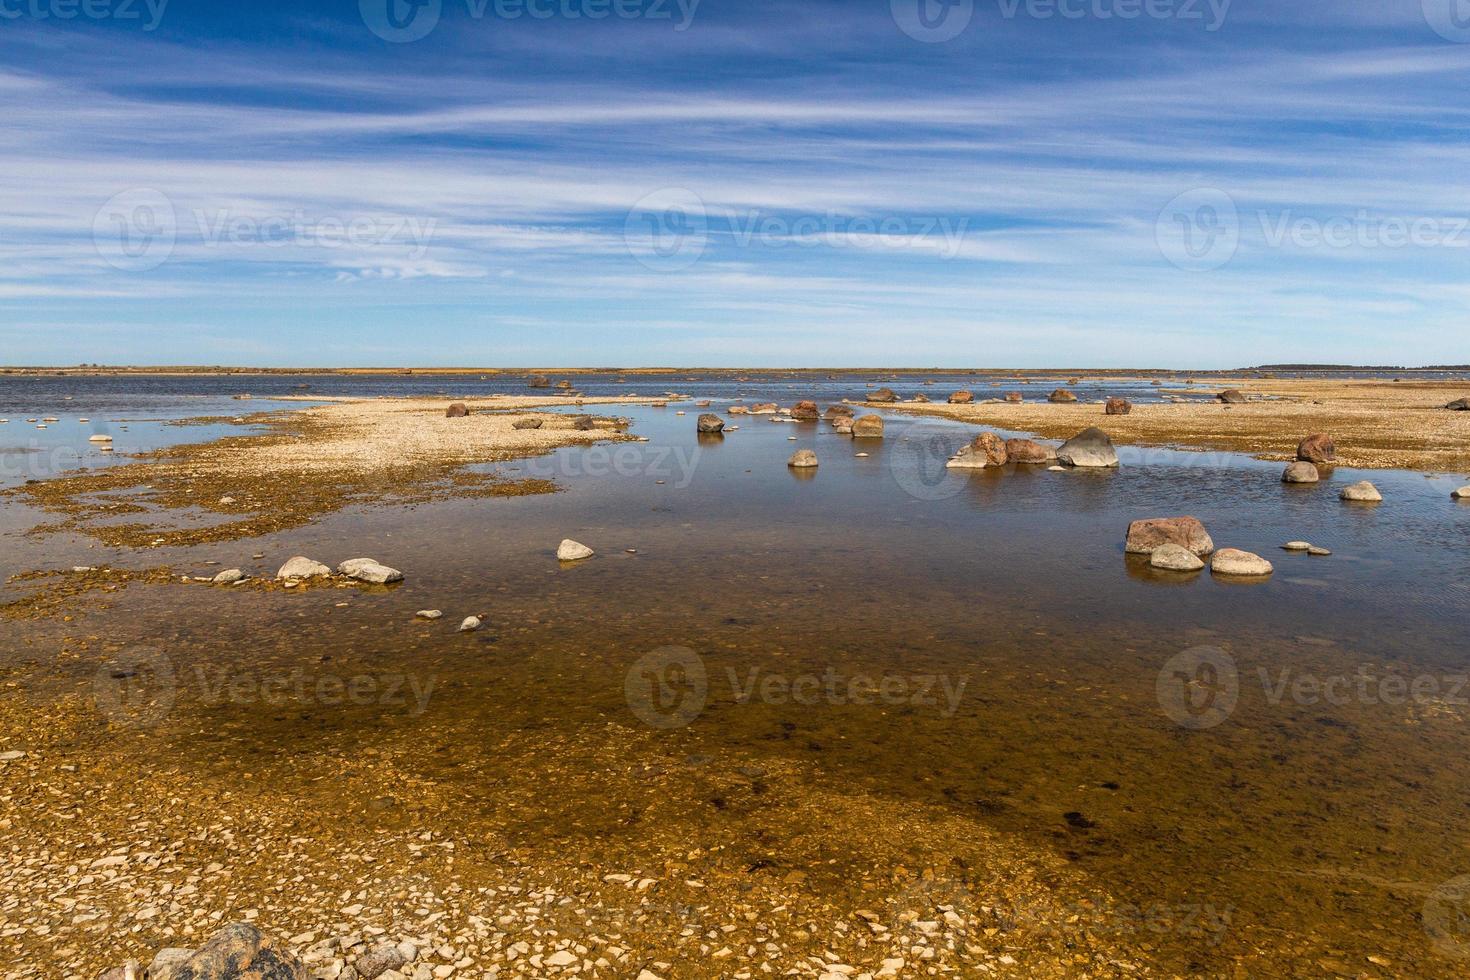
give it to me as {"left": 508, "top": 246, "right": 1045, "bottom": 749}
{"left": 2, "top": 374, "right": 1469, "bottom": 973}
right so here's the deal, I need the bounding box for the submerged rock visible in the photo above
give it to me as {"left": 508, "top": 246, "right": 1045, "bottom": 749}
{"left": 1296, "top": 432, "right": 1336, "bottom": 465}
{"left": 788, "top": 449, "right": 819, "bottom": 468}
{"left": 1340, "top": 480, "right": 1383, "bottom": 502}
{"left": 1211, "top": 548, "right": 1273, "bottom": 577}
{"left": 416, "top": 609, "right": 443, "bottom": 620}
{"left": 144, "top": 923, "right": 306, "bottom": 980}
{"left": 697, "top": 413, "right": 725, "bottom": 434}
{"left": 1056, "top": 427, "right": 1119, "bottom": 468}
{"left": 1125, "top": 517, "right": 1214, "bottom": 557}
{"left": 276, "top": 557, "right": 330, "bottom": 580}
{"left": 458, "top": 616, "right": 482, "bottom": 633}
{"left": 1453, "top": 486, "right": 1470, "bottom": 499}
{"left": 557, "top": 539, "right": 595, "bottom": 561}
{"left": 211, "top": 569, "right": 246, "bottom": 585}
{"left": 1282, "top": 541, "right": 1312, "bottom": 551}
{"left": 1281, "top": 461, "right": 1320, "bottom": 484}
{"left": 1149, "top": 543, "right": 1205, "bottom": 571}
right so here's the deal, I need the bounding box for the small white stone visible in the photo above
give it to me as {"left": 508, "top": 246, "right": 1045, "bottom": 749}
{"left": 557, "top": 539, "right": 594, "bottom": 562}
{"left": 458, "top": 617, "right": 482, "bottom": 633}
{"left": 416, "top": 610, "right": 443, "bottom": 620}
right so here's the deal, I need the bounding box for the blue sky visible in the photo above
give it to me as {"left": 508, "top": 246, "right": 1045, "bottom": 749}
{"left": 2, "top": 0, "right": 1469, "bottom": 367}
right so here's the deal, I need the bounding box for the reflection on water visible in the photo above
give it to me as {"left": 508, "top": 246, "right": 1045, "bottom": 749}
{"left": 1, "top": 377, "right": 1469, "bottom": 972}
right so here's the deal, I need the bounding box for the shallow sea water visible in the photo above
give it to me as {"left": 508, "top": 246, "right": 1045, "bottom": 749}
{"left": 2, "top": 374, "right": 1470, "bottom": 974}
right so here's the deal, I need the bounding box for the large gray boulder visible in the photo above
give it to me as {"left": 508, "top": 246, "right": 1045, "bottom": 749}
{"left": 276, "top": 556, "right": 330, "bottom": 581}
{"left": 1056, "top": 427, "right": 1119, "bottom": 468}
{"left": 145, "top": 923, "right": 307, "bottom": 980}
{"left": 1210, "top": 548, "right": 1273, "bottom": 577}
{"left": 337, "top": 558, "right": 403, "bottom": 585}
{"left": 1281, "top": 461, "right": 1320, "bottom": 484}
{"left": 1340, "top": 480, "right": 1383, "bottom": 502}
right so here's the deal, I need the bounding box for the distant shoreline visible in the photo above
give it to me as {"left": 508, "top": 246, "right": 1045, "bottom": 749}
{"left": 2, "top": 365, "right": 1468, "bottom": 377}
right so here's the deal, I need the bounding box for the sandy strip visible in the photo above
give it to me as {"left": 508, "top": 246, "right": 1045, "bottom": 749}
{"left": 882, "top": 379, "right": 1470, "bottom": 471}
{"left": 8, "top": 396, "right": 668, "bottom": 547}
